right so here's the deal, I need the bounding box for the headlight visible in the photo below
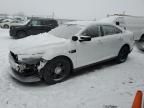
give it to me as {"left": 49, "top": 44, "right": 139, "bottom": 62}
{"left": 37, "top": 58, "right": 48, "bottom": 71}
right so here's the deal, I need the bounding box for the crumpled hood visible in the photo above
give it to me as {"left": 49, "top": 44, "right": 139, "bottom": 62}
{"left": 10, "top": 33, "right": 67, "bottom": 54}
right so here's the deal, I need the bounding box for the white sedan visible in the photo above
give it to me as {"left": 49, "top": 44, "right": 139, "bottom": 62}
{"left": 9, "top": 21, "right": 134, "bottom": 84}
{"left": 0, "top": 20, "right": 26, "bottom": 29}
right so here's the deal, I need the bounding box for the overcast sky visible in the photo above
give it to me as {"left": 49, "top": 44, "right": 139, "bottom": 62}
{"left": 0, "top": 0, "right": 144, "bottom": 20}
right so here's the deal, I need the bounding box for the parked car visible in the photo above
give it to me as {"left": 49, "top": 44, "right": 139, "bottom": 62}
{"left": 0, "top": 19, "right": 13, "bottom": 28}
{"left": 135, "top": 37, "right": 144, "bottom": 51}
{"left": 9, "top": 21, "right": 134, "bottom": 84}
{"left": 99, "top": 15, "right": 144, "bottom": 51}
{"left": 9, "top": 18, "right": 58, "bottom": 38}
{"left": 10, "top": 20, "right": 26, "bottom": 26}
{"left": 0, "top": 19, "right": 27, "bottom": 29}
{"left": 0, "top": 18, "right": 4, "bottom": 23}
{"left": 99, "top": 14, "right": 144, "bottom": 41}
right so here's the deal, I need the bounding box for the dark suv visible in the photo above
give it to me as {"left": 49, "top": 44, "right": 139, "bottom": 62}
{"left": 10, "top": 18, "right": 58, "bottom": 38}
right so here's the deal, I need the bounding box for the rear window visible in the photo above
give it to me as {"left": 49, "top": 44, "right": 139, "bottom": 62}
{"left": 41, "top": 20, "right": 58, "bottom": 26}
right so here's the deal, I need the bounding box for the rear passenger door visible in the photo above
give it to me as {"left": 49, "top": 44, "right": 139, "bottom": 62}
{"left": 40, "top": 20, "right": 52, "bottom": 33}
{"left": 100, "top": 25, "right": 123, "bottom": 59}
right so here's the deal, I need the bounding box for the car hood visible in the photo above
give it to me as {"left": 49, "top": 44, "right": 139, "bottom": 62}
{"left": 10, "top": 33, "right": 67, "bottom": 55}
{"left": 11, "top": 24, "right": 25, "bottom": 26}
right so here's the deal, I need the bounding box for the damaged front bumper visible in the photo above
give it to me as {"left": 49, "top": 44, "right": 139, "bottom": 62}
{"left": 9, "top": 52, "right": 43, "bottom": 83}
{"left": 10, "top": 68, "right": 41, "bottom": 83}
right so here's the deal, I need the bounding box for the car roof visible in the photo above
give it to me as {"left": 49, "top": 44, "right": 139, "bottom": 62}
{"left": 31, "top": 18, "right": 56, "bottom": 21}
{"left": 65, "top": 20, "right": 117, "bottom": 27}
{"left": 98, "top": 16, "right": 123, "bottom": 24}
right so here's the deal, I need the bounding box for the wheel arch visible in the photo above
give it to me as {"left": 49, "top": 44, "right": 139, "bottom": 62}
{"left": 52, "top": 55, "right": 74, "bottom": 71}
{"left": 3, "top": 24, "right": 9, "bottom": 28}
{"left": 120, "top": 44, "right": 130, "bottom": 53}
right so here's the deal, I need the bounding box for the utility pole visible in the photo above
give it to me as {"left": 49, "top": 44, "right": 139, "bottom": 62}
{"left": 52, "top": 12, "right": 55, "bottom": 19}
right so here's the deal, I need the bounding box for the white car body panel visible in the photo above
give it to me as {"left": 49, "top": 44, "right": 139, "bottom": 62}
{"left": 76, "top": 37, "right": 103, "bottom": 67}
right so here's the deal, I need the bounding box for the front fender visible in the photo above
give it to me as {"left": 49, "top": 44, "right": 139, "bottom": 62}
{"left": 41, "top": 48, "right": 77, "bottom": 68}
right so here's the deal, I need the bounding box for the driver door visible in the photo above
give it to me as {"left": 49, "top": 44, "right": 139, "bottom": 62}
{"left": 76, "top": 25, "right": 104, "bottom": 67}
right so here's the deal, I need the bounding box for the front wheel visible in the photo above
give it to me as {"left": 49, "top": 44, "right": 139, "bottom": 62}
{"left": 41, "top": 57, "right": 71, "bottom": 84}
{"left": 116, "top": 46, "right": 129, "bottom": 63}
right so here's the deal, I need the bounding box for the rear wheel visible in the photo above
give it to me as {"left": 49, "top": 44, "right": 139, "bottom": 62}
{"left": 17, "top": 31, "right": 27, "bottom": 38}
{"left": 3, "top": 24, "right": 9, "bottom": 29}
{"left": 42, "top": 57, "right": 71, "bottom": 84}
{"left": 116, "top": 46, "right": 129, "bottom": 63}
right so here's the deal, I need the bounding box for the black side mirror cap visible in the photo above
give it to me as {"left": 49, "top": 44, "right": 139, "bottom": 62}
{"left": 72, "top": 36, "right": 78, "bottom": 41}
{"left": 116, "top": 21, "right": 120, "bottom": 25}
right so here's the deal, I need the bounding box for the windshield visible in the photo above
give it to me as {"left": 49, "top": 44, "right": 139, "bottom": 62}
{"left": 49, "top": 24, "right": 83, "bottom": 39}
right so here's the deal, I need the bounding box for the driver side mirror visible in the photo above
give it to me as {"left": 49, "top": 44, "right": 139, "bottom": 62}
{"left": 72, "top": 36, "right": 78, "bottom": 41}
{"left": 79, "top": 36, "right": 91, "bottom": 42}
{"left": 116, "top": 21, "right": 120, "bottom": 25}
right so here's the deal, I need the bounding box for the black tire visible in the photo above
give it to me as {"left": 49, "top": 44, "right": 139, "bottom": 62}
{"left": 41, "top": 57, "right": 71, "bottom": 84}
{"left": 116, "top": 46, "right": 129, "bottom": 63}
{"left": 17, "top": 31, "right": 27, "bottom": 38}
{"left": 3, "top": 24, "right": 9, "bottom": 29}
{"left": 140, "top": 35, "right": 144, "bottom": 41}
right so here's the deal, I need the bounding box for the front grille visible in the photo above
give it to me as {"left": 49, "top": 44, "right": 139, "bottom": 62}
{"left": 21, "top": 68, "right": 38, "bottom": 77}
{"left": 10, "top": 51, "right": 18, "bottom": 62}
{"left": 12, "top": 68, "right": 39, "bottom": 77}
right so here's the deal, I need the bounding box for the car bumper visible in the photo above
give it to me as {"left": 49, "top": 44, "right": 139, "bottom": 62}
{"left": 9, "top": 68, "right": 41, "bottom": 83}
{"left": 9, "top": 29, "right": 16, "bottom": 37}
{"left": 9, "top": 53, "right": 41, "bottom": 83}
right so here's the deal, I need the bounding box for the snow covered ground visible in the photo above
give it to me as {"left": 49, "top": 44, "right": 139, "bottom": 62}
{"left": 0, "top": 28, "right": 144, "bottom": 108}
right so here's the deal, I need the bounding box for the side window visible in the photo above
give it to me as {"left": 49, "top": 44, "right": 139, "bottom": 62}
{"left": 102, "top": 25, "right": 122, "bottom": 36}
{"left": 82, "top": 25, "right": 100, "bottom": 38}
{"left": 31, "top": 20, "right": 41, "bottom": 26}
{"left": 114, "top": 27, "right": 122, "bottom": 34}
{"left": 41, "top": 20, "right": 48, "bottom": 25}
{"left": 41, "top": 20, "right": 53, "bottom": 26}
